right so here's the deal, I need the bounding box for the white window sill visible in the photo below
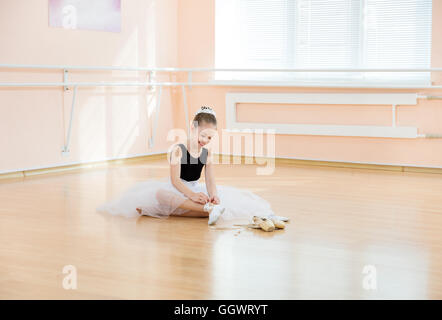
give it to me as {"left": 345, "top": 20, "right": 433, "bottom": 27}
{"left": 207, "top": 79, "right": 433, "bottom": 89}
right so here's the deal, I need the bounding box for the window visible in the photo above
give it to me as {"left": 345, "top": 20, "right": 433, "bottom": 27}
{"left": 215, "top": 0, "right": 432, "bottom": 84}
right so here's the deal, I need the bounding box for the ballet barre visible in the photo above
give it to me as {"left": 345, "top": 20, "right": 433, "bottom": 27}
{"left": 1, "top": 64, "right": 442, "bottom": 155}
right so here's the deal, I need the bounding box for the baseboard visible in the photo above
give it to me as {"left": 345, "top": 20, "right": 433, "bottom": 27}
{"left": 277, "top": 157, "right": 442, "bottom": 174}
{"left": 0, "top": 152, "right": 168, "bottom": 181}
{"left": 1, "top": 152, "right": 441, "bottom": 182}
{"left": 215, "top": 153, "right": 442, "bottom": 175}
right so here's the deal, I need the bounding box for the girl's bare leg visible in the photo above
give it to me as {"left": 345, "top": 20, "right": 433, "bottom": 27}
{"left": 177, "top": 199, "right": 206, "bottom": 212}
{"left": 173, "top": 210, "right": 208, "bottom": 217}
{"left": 136, "top": 200, "right": 209, "bottom": 217}
{"left": 171, "top": 200, "right": 208, "bottom": 217}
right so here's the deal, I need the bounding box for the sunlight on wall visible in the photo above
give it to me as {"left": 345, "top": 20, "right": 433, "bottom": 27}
{"left": 113, "top": 26, "right": 139, "bottom": 67}
{"left": 107, "top": 24, "right": 142, "bottom": 157}
{"left": 78, "top": 93, "right": 107, "bottom": 159}
{"left": 146, "top": 0, "right": 157, "bottom": 67}
{"left": 111, "top": 92, "right": 141, "bottom": 156}
{"left": 75, "top": 89, "right": 140, "bottom": 160}
{"left": 147, "top": 90, "right": 157, "bottom": 118}
{"left": 145, "top": 0, "right": 159, "bottom": 138}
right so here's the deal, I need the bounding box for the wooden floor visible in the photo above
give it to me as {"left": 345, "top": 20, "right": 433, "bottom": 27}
{"left": 0, "top": 159, "right": 441, "bottom": 299}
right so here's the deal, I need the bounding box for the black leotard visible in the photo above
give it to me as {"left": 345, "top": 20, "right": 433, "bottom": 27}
{"left": 177, "top": 143, "right": 208, "bottom": 182}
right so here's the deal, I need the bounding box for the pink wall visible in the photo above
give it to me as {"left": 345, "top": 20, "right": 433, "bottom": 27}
{"left": 1, "top": 0, "right": 441, "bottom": 173}
{"left": 176, "top": 0, "right": 442, "bottom": 168}
{"left": 0, "top": 0, "right": 178, "bottom": 173}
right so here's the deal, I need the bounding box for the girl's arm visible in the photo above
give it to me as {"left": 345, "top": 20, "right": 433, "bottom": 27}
{"left": 204, "top": 148, "right": 218, "bottom": 199}
{"left": 170, "top": 144, "right": 208, "bottom": 204}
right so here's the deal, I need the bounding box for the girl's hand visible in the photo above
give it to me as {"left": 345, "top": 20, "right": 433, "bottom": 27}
{"left": 190, "top": 192, "right": 209, "bottom": 204}
{"left": 209, "top": 195, "right": 220, "bottom": 205}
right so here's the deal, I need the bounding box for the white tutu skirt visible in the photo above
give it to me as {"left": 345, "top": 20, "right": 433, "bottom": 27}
{"left": 96, "top": 177, "right": 274, "bottom": 222}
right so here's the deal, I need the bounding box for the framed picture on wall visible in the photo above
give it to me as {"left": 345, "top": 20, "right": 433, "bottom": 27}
{"left": 48, "top": 0, "right": 121, "bottom": 32}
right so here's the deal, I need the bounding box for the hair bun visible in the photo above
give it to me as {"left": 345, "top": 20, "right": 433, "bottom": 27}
{"left": 195, "top": 106, "right": 216, "bottom": 117}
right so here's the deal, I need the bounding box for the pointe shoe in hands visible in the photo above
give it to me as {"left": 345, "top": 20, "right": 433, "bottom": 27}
{"left": 209, "top": 195, "right": 220, "bottom": 205}
{"left": 204, "top": 202, "right": 225, "bottom": 225}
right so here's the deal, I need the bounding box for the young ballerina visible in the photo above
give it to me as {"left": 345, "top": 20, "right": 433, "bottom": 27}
{"left": 96, "top": 106, "right": 285, "bottom": 225}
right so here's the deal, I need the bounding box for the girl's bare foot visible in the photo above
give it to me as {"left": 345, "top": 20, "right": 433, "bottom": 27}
{"left": 136, "top": 208, "right": 142, "bottom": 215}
